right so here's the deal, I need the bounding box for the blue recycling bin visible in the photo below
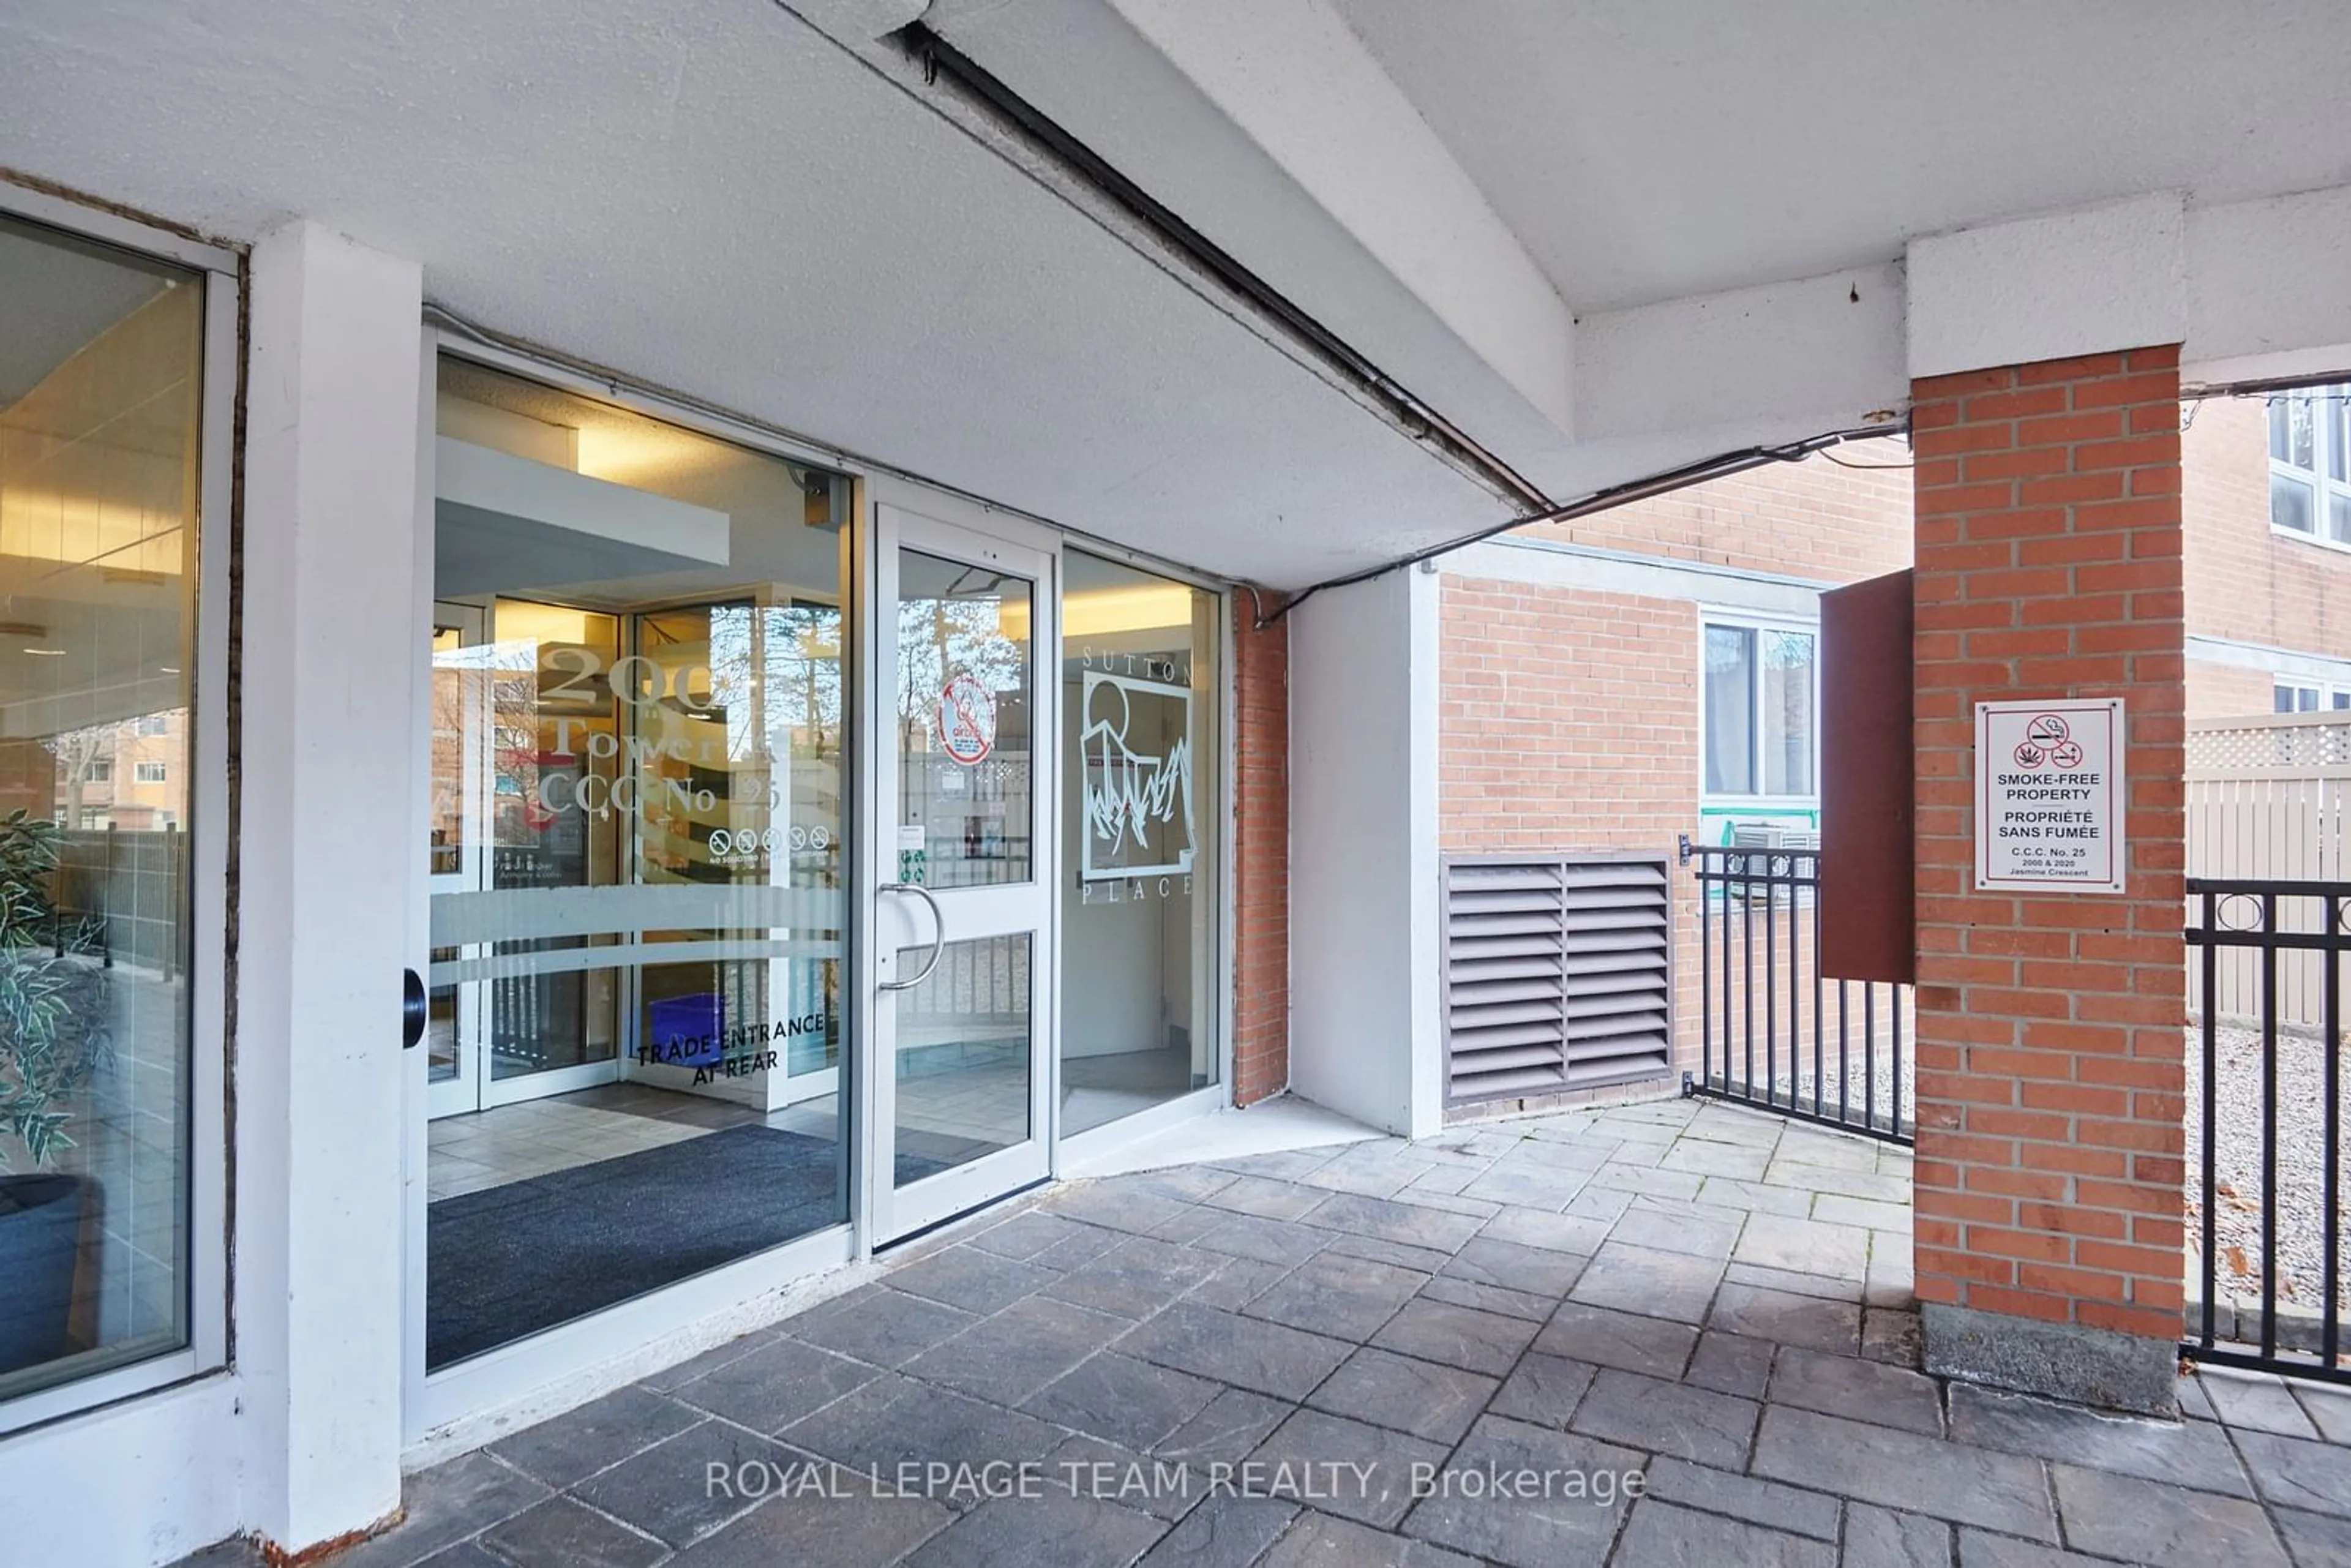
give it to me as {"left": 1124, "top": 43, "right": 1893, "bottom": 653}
{"left": 648, "top": 992, "right": 724, "bottom": 1068}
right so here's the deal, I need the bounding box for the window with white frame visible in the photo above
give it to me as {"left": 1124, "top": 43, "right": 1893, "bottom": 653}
{"left": 2270, "top": 386, "right": 2351, "bottom": 544}
{"left": 2273, "top": 678, "right": 2351, "bottom": 713}
{"left": 1703, "top": 615, "right": 1818, "bottom": 800}
{"left": 0, "top": 201, "right": 220, "bottom": 1421}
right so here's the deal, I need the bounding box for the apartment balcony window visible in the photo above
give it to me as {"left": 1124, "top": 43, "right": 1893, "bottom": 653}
{"left": 2270, "top": 386, "right": 2351, "bottom": 544}
{"left": 1702, "top": 613, "right": 1818, "bottom": 805}
{"left": 2273, "top": 678, "right": 2351, "bottom": 713}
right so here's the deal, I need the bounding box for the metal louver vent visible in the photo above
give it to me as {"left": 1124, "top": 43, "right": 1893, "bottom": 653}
{"left": 1442, "top": 854, "right": 1674, "bottom": 1106}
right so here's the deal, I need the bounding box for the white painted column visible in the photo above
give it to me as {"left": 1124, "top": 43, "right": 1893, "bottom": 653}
{"left": 1287, "top": 565, "right": 1443, "bottom": 1137}
{"left": 234, "top": 221, "right": 422, "bottom": 1553}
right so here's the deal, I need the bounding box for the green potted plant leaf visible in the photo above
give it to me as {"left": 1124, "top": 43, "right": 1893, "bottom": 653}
{"left": 0, "top": 811, "right": 112, "bottom": 1378}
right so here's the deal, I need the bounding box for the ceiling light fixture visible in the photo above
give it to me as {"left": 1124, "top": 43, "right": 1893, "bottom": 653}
{"left": 22, "top": 648, "right": 66, "bottom": 657}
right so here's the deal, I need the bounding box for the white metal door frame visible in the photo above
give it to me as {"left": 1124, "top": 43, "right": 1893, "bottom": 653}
{"left": 426, "top": 600, "right": 489, "bottom": 1120}
{"left": 864, "top": 501, "right": 1059, "bottom": 1243}
{"left": 395, "top": 332, "right": 1254, "bottom": 1444}
{"left": 403, "top": 334, "right": 877, "bottom": 1447}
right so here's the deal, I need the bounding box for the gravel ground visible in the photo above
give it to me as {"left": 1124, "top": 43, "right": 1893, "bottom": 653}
{"left": 1709, "top": 1016, "right": 2346, "bottom": 1326}
{"left": 1706, "top": 1031, "right": 1918, "bottom": 1138}
{"left": 2185, "top": 1022, "right": 2351, "bottom": 1318}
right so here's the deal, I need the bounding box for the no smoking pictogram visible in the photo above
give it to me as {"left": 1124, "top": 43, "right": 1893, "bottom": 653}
{"left": 2011, "top": 715, "right": 2083, "bottom": 770}
{"left": 1976, "top": 697, "right": 2126, "bottom": 895}
{"left": 937, "top": 673, "right": 997, "bottom": 765}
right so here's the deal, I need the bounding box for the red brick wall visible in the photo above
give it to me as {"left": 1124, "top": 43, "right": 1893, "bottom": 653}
{"left": 1438, "top": 576, "right": 1709, "bottom": 1070}
{"left": 1515, "top": 434, "right": 1914, "bottom": 580}
{"left": 1436, "top": 451, "right": 1921, "bottom": 1084}
{"left": 2180, "top": 393, "right": 2351, "bottom": 720}
{"left": 2186, "top": 659, "right": 2274, "bottom": 720}
{"left": 1438, "top": 448, "right": 1921, "bottom": 861}
{"left": 1439, "top": 577, "right": 1700, "bottom": 856}
{"left": 1910, "top": 347, "right": 2187, "bottom": 1345}
{"left": 2184, "top": 394, "right": 2351, "bottom": 661}
{"left": 1479, "top": 403, "right": 2330, "bottom": 737}
{"left": 1231, "top": 601, "right": 1289, "bottom": 1106}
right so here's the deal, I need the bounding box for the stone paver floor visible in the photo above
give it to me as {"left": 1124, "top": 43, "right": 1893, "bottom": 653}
{"left": 183, "top": 1096, "right": 2351, "bottom": 1567}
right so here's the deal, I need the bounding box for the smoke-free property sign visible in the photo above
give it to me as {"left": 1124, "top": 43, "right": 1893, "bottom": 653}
{"left": 1974, "top": 699, "right": 2126, "bottom": 894}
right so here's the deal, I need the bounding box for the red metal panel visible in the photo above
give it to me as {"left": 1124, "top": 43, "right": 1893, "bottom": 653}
{"left": 1820, "top": 569, "right": 1915, "bottom": 983}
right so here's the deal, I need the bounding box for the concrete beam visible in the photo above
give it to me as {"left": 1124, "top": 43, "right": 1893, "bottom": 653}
{"left": 1098, "top": 0, "right": 1572, "bottom": 437}
{"left": 1906, "top": 193, "right": 2188, "bottom": 380}
{"left": 2184, "top": 182, "right": 2351, "bottom": 384}
{"left": 922, "top": 0, "right": 1578, "bottom": 465}
{"left": 787, "top": 0, "right": 928, "bottom": 41}
{"left": 1573, "top": 262, "right": 1908, "bottom": 445}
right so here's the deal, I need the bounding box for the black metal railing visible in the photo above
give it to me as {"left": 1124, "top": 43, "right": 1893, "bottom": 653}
{"left": 1680, "top": 839, "right": 1914, "bottom": 1144}
{"left": 2184, "top": 879, "right": 2349, "bottom": 1383}
{"left": 55, "top": 825, "right": 188, "bottom": 978}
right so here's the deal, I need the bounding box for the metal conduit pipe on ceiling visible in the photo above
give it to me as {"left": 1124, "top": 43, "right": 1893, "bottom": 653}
{"left": 885, "top": 24, "right": 1913, "bottom": 628}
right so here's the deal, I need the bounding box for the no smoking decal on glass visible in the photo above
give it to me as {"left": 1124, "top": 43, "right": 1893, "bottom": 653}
{"left": 937, "top": 672, "right": 997, "bottom": 765}
{"left": 1975, "top": 698, "right": 2126, "bottom": 893}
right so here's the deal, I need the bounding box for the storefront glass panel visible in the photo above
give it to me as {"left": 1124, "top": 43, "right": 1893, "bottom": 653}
{"left": 895, "top": 549, "right": 1034, "bottom": 888}
{"left": 890, "top": 552, "right": 1038, "bottom": 1172}
{"left": 1059, "top": 552, "right": 1221, "bottom": 1134}
{"left": 0, "top": 216, "right": 202, "bottom": 1402}
{"left": 425, "top": 358, "right": 850, "bottom": 1370}
{"left": 893, "top": 934, "right": 1032, "bottom": 1179}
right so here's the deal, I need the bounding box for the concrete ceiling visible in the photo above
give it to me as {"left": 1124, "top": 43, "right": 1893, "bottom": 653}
{"left": 914, "top": 0, "right": 2351, "bottom": 530}
{"left": 1334, "top": 0, "right": 2351, "bottom": 315}
{"left": 0, "top": 0, "right": 1509, "bottom": 590}
{"left": 6, "top": 1, "right": 2351, "bottom": 593}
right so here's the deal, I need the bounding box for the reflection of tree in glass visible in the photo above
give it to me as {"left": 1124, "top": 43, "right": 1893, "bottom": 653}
{"left": 2279, "top": 393, "right": 2316, "bottom": 466}
{"left": 433, "top": 641, "right": 552, "bottom": 844}
{"left": 1762, "top": 630, "right": 1815, "bottom": 794}
{"left": 1703, "top": 625, "right": 1748, "bottom": 676}
{"left": 771, "top": 605, "right": 843, "bottom": 756}
{"left": 1762, "top": 630, "right": 1813, "bottom": 671}
{"left": 897, "top": 595, "right": 1022, "bottom": 751}
{"left": 696, "top": 605, "right": 843, "bottom": 765}
{"left": 44, "top": 720, "right": 137, "bottom": 824}
{"left": 705, "top": 607, "right": 751, "bottom": 718}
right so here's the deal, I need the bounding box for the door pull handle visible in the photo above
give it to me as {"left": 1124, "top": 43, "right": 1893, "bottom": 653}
{"left": 879, "top": 882, "right": 945, "bottom": 992}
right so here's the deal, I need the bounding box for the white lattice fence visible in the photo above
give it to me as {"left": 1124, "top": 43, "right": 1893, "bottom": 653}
{"left": 2187, "top": 713, "right": 2351, "bottom": 1029}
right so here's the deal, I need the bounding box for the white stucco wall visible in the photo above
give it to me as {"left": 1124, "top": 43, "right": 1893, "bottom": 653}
{"left": 1286, "top": 567, "right": 1442, "bottom": 1138}
{"left": 233, "top": 220, "right": 422, "bottom": 1553}
{"left": 5, "top": 1376, "right": 247, "bottom": 1567}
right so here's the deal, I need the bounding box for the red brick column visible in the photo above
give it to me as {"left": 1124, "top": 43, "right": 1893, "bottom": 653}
{"left": 1910, "top": 347, "right": 2187, "bottom": 1413}
{"left": 1232, "top": 597, "right": 1290, "bottom": 1106}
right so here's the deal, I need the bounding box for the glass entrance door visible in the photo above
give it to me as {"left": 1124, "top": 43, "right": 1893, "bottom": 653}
{"left": 870, "top": 507, "right": 1055, "bottom": 1241}
{"left": 426, "top": 602, "right": 489, "bottom": 1119}
{"left": 408, "top": 354, "right": 857, "bottom": 1403}
{"left": 424, "top": 599, "right": 626, "bottom": 1116}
